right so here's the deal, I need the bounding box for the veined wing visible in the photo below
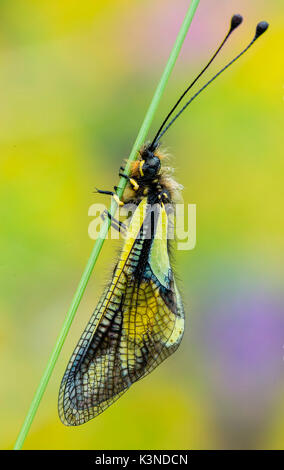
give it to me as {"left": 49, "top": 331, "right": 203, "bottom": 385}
{"left": 58, "top": 198, "right": 184, "bottom": 425}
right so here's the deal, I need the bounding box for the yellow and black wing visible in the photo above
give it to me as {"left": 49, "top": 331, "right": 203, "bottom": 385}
{"left": 58, "top": 198, "right": 184, "bottom": 425}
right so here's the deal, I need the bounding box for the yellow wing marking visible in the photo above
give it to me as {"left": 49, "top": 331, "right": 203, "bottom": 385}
{"left": 120, "top": 279, "right": 182, "bottom": 373}
{"left": 120, "top": 205, "right": 184, "bottom": 374}
{"left": 149, "top": 203, "right": 170, "bottom": 288}
{"left": 96, "top": 197, "right": 148, "bottom": 321}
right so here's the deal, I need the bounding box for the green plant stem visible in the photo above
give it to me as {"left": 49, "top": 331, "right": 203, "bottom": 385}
{"left": 14, "top": 0, "right": 200, "bottom": 450}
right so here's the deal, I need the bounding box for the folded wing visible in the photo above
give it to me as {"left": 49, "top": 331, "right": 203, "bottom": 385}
{"left": 58, "top": 199, "right": 184, "bottom": 425}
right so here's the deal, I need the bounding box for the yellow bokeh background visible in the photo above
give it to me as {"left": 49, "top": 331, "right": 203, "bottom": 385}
{"left": 0, "top": 0, "right": 283, "bottom": 449}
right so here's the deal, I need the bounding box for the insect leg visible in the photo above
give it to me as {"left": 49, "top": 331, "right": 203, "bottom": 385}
{"left": 119, "top": 172, "right": 139, "bottom": 191}
{"left": 101, "top": 209, "right": 127, "bottom": 230}
{"left": 95, "top": 188, "right": 124, "bottom": 206}
{"left": 101, "top": 209, "right": 126, "bottom": 234}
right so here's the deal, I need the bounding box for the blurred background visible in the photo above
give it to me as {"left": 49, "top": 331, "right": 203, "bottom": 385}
{"left": 0, "top": 0, "right": 283, "bottom": 450}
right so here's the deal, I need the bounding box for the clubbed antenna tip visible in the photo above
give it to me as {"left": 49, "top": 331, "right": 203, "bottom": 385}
{"left": 255, "top": 21, "right": 269, "bottom": 39}
{"left": 230, "top": 14, "right": 243, "bottom": 31}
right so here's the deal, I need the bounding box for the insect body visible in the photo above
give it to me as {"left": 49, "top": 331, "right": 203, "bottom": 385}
{"left": 58, "top": 15, "right": 268, "bottom": 425}
{"left": 59, "top": 144, "right": 184, "bottom": 425}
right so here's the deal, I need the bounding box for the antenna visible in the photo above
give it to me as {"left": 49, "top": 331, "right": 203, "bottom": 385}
{"left": 149, "top": 14, "right": 243, "bottom": 151}
{"left": 154, "top": 21, "right": 269, "bottom": 145}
